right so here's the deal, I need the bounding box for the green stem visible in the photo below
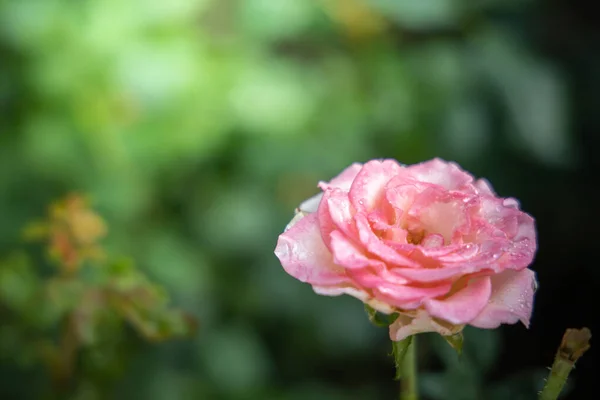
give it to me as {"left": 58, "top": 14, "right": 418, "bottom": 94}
{"left": 538, "top": 328, "right": 591, "bottom": 400}
{"left": 400, "top": 336, "right": 418, "bottom": 400}
{"left": 538, "top": 357, "right": 572, "bottom": 400}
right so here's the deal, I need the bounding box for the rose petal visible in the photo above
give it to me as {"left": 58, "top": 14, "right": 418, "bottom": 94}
{"left": 318, "top": 163, "right": 363, "bottom": 191}
{"left": 319, "top": 188, "right": 357, "bottom": 242}
{"left": 404, "top": 158, "right": 474, "bottom": 190}
{"left": 473, "top": 198, "right": 537, "bottom": 270}
{"left": 470, "top": 269, "right": 537, "bottom": 329}
{"left": 384, "top": 182, "right": 420, "bottom": 222}
{"left": 354, "top": 213, "right": 421, "bottom": 268}
{"left": 421, "top": 233, "right": 444, "bottom": 248}
{"left": 405, "top": 186, "right": 471, "bottom": 244}
{"left": 298, "top": 193, "right": 323, "bottom": 213}
{"left": 424, "top": 277, "right": 492, "bottom": 324}
{"left": 275, "top": 213, "right": 349, "bottom": 286}
{"left": 389, "top": 309, "right": 462, "bottom": 341}
{"left": 474, "top": 178, "right": 495, "bottom": 195}
{"left": 373, "top": 281, "right": 452, "bottom": 309}
{"left": 285, "top": 193, "right": 323, "bottom": 233}
{"left": 347, "top": 265, "right": 409, "bottom": 287}
{"left": 313, "top": 285, "right": 395, "bottom": 314}
{"left": 329, "top": 230, "right": 377, "bottom": 269}
{"left": 349, "top": 159, "right": 404, "bottom": 212}
{"left": 389, "top": 266, "right": 466, "bottom": 282}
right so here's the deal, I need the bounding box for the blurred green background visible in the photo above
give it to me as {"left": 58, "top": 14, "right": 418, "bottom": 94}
{"left": 1, "top": 0, "right": 597, "bottom": 399}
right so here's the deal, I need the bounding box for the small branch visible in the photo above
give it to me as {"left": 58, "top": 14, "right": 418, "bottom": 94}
{"left": 538, "top": 327, "right": 591, "bottom": 400}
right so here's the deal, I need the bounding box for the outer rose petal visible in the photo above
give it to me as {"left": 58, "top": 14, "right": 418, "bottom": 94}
{"left": 298, "top": 193, "right": 323, "bottom": 213}
{"left": 403, "top": 158, "right": 474, "bottom": 190}
{"left": 275, "top": 213, "right": 349, "bottom": 286}
{"left": 329, "top": 230, "right": 380, "bottom": 270}
{"left": 350, "top": 159, "right": 404, "bottom": 212}
{"left": 389, "top": 309, "right": 462, "bottom": 341}
{"left": 313, "top": 285, "right": 395, "bottom": 314}
{"left": 424, "top": 277, "right": 492, "bottom": 324}
{"left": 284, "top": 193, "right": 323, "bottom": 231}
{"left": 373, "top": 281, "right": 453, "bottom": 309}
{"left": 318, "top": 188, "right": 357, "bottom": 246}
{"left": 388, "top": 265, "right": 466, "bottom": 283}
{"left": 476, "top": 197, "right": 537, "bottom": 270}
{"left": 470, "top": 269, "right": 537, "bottom": 329}
{"left": 474, "top": 178, "right": 495, "bottom": 195}
{"left": 318, "top": 163, "right": 363, "bottom": 191}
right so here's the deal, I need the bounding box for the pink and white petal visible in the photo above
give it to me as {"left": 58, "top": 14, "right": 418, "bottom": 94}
{"left": 368, "top": 209, "right": 395, "bottom": 231}
{"left": 385, "top": 241, "right": 464, "bottom": 259}
{"left": 404, "top": 158, "right": 474, "bottom": 190}
{"left": 298, "top": 193, "right": 323, "bottom": 213}
{"left": 313, "top": 285, "right": 395, "bottom": 314}
{"left": 470, "top": 269, "right": 537, "bottom": 329}
{"left": 329, "top": 231, "right": 411, "bottom": 287}
{"left": 421, "top": 233, "right": 445, "bottom": 248}
{"left": 346, "top": 262, "right": 409, "bottom": 288}
{"left": 435, "top": 242, "right": 498, "bottom": 265}
{"left": 349, "top": 159, "right": 404, "bottom": 212}
{"left": 385, "top": 182, "right": 421, "bottom": 220}
{"left": 284, "top": 193, "right": 323, "bottom": 232}
{"left": 424, "top": 277, "right": 492, "bottom": 325}
{"left": 479, "top": 198, "right": 536, "bottom": 243}
{"left": 318, "top": 163, "right": 363, "bottom": 191}
{"left": 284, "top": 211, "right": 309, "bottom": 232}
{"left": 319, "top": 188, "right": 357, "bottom": 240}
{"left": 389, "top": 310, "right": 463, "bottom": 342}
{"left": 389, "top": 266, "right": 466, "bottom": 283}
{"left": 275, "top": 213, "right": 349, "bottom": 286}
{"left": 329, "top": 230, "right": 379, "bottom": 270}
{"left": 406, "top": 187, "right": 471, "bottom": 244}
{"left": 474, "top": 199, "right": 537, "bottom": 270}
{"left": 354, "top": 213, "right": 421, "bottom": 268}
{"left": 474, "top": 178, "right": 496, "bottom": 195}
{"left": 373, "top": 281, "right": 452, "bottom": 309}
{"left": 503, "top": 197, "right": 520, "bottom": 209}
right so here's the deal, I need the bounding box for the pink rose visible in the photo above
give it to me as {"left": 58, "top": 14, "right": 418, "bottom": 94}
{"left": 275, "top": 159, "right": 537, "bottom": 341}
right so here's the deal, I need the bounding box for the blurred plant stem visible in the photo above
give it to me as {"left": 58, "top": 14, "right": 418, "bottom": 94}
{"left": 399, "top": 336, "right": 418, "bottom": 400}
{"left": 539, "top": 327, "right": 591, "bottom": 400}
{"left": 52, "top": 313, "right": 79, "bottom": 393}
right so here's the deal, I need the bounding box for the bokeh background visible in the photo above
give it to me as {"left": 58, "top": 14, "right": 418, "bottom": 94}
{"left": 1, "top": 0, "right": 598, "bottom": 399}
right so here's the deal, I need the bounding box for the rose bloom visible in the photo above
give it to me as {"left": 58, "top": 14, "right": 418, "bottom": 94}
{"left": 275, "top": 159, "right": 537, "bottom": 341}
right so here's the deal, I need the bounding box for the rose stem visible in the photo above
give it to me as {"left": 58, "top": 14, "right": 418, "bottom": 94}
{"left": 538, "top": 327, "right": 591, "bottom": 400}
{"left": 400, "top": 336, "right": 418, "bottom": 400}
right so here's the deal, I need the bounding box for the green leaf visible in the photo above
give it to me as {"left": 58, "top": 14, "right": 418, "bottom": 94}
{"left": 392, "top": 335, "right": 413, "bottom": 380}
{"left": 442, "top": 331, "right": 464, "bottom": 357}
{"left": 364, "top": 304, "right": 399, "bottom": 327}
